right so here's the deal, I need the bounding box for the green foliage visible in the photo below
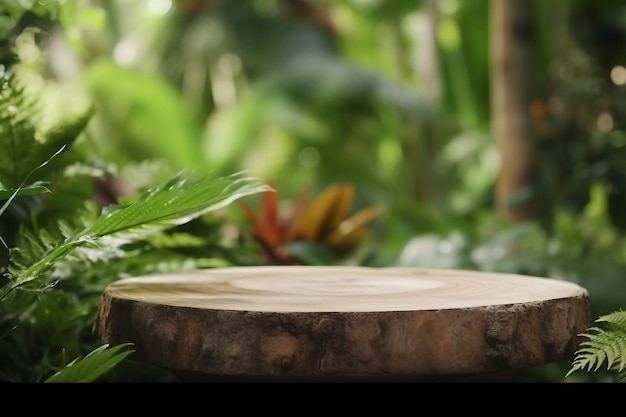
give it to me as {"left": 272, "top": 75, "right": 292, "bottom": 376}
{"left": 0, "top": 75, "right": 91, "bottom": 190}
{"left": 567, "top": 311, "right": 626, "bottom": 381}
{"left": 0, "top": 162, "right": 270, "bottom": 381}
{"left": 3, "top": 170, "right": 271, "bottom": 296}
{"left": 44, "top": 343, "right": 134, "bottom": 383}
{"left": 0, "top": 1, "right": 272, "bottom": 382}
{"left": 85, "top": 61, "right": 205, "bottom": 170}
{"left": 397, "top": 181, "right": 626, "bottom": 318}
{"left": 3, "top": 0, "right": 626, "bottom": 383}
{"left": 0, "top": 69, "right": 93, "bottom": 263}
{"left": 393, "top": 180, "right": 626, "bottom": 382}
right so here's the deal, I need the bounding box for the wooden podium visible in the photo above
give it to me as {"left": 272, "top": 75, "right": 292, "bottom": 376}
{"left": 94, "top": 266, "right": 590, "bottom": 382}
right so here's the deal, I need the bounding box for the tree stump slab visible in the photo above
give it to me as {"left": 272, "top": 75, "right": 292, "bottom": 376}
{"left": 94, "top": 266, "right": 590, "bottom": 382}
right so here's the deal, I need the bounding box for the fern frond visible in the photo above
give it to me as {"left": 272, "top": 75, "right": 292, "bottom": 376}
{"left": 3, "top": 171, "right": 271, "bottom": 295}
{"left": 0, "top": 75, "right": 91, "bottom": 189}
{"left": 597, "top": 310, "right": 626, "bottom": 327}
{"left": 567, "top": 310, "right": 626, "bottom": 379}
{"left": 0, "top": 77, "right": 43, "bottom": 187}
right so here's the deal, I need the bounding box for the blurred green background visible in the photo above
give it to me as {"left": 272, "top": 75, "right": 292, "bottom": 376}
{"left": 3, "top": 0, "right": 626, "bottom": 382}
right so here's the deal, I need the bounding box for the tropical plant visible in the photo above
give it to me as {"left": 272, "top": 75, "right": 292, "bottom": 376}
{"left": 6, "top": 0, "right": 626, "bottom": 383}
{"left": 0, "top": 1, "right": 272, "bottom": 382}
{"left": 3, "top": 170, "right": 271, "bottom": 297}
{"left": 0, "top": 128, "right": 271, "bottom": 382}
{"left": 0, "top": 109, "right": 271, "bottom": 382}
{"left": 238, "top": 182, "right": 383, "bottom": 265}
{"left": 567, "top": 310, "right": 626, "bottom": 382}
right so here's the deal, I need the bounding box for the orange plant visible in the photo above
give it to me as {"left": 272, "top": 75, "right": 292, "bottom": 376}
{"left": 238, "top": 183, "right": 383, "bottom": 264}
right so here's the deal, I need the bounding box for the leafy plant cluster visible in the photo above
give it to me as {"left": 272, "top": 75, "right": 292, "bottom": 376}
{"left": 2, "top": 0, "right": 626, "bottom": 383}
{"left": 0, "top": 2, "right": 272, "bottom": 383}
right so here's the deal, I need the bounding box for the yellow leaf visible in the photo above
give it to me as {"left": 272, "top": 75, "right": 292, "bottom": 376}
{"left": 291, "top": 184, "right": 354, "bottom": 242}
{"left": 325, "top": 204, "right": 384, "bottom": 249}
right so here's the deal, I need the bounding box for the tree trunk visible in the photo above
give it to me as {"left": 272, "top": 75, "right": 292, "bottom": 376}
{"left": 420, "top": 0, "right": 441, "bottom": 107}
{"left": 491, "top": 0, "right": 536, "bottom": 221}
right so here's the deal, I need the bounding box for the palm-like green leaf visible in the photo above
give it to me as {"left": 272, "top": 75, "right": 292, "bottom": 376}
{"left": 567, "top": 310, "right": 626, "bottom": 379}
{"left": 5, "top": 171, "right": 272, "bottom": 294}
{"left": 82, "top": 172, "right": 267, "bottom": 239}
{"left": 44, "top": 343, "right": 134, "bottom": 383}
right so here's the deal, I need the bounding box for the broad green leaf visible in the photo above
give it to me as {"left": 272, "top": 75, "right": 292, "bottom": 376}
{"left": 86, "top": 60, "right": 205, "bottom": 170}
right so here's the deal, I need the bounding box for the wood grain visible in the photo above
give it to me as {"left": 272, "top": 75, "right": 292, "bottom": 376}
{"left": 94, "top": 266, "right": 590, "bottom": 382}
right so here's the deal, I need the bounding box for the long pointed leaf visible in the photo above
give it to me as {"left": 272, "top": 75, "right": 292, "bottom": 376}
{"left": 7, "top": 171, "right": 271, "bottom": 291}
{"left": 45, "top": 343, "right": 134, "bottom": 383}
{"left": 0, "top": 146, "right": 64, "bottom": 219}
{"left": 82, "top": 172, "right": 268, "bottom": 238}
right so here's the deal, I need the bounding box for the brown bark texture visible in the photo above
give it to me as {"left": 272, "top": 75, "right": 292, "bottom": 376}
{"left": 94, "top": 266, "right": 590, "bottom": 382}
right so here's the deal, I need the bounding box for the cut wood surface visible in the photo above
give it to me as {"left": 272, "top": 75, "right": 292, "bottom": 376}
{"left": 94, "top": 266, "right": 591, "bottom": 382}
